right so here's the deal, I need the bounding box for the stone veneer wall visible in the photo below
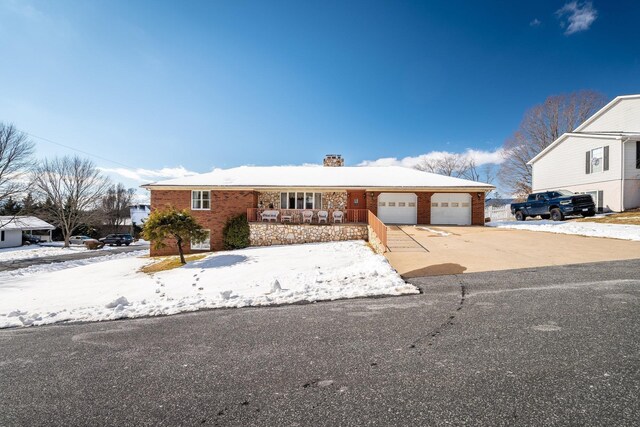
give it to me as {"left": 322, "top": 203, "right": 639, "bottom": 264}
{"left": 367, "top": 225, "right": 386, "bottom": 254}
{"left": 257, "top": 191, "right": 348, "bottom": 210}
{"left": 257, "top": 191, "right": 281, "bottom": 209}
{"left": 322, "top": 192, "right": 347, "bottom": 210}
{"left": 250, "top": 223, "right": 367, "bottom": 246}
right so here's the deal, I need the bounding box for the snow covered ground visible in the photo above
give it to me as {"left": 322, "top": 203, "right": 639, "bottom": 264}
{"left": 486, "top": 220, "right": 640, "bottom": 241}
{"left": 0, "top": 241, "right": 147, "bottom": 262}
{"left": 0, "top": 241, "right": 417, "bottom": 328}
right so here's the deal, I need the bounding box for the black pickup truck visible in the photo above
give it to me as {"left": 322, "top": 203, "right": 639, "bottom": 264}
{"left": 510, "top": 190, "right": 596, "bottom": 221}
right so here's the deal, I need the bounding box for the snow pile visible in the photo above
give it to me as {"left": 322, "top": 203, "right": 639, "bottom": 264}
{"left": 486, "top": 220, "right": 640, "bottom": 241}
{"left": 416, "top": 226, "right": 450, "bottom": 236}
{"left": 0, "top": 241, "right": 417, "bottom": 328}
{"left": 0, "top": 245, "right": 98, "bottom": 262}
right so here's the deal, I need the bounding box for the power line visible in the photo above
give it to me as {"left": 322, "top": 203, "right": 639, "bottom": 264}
{"left": 25, "top": 132, "right": 137, "bottom": 170}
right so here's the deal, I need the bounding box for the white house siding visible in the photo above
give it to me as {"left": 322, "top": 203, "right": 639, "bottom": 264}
{"left": 532, "top": 134, "right": 623, "bottom": 211}
{"left": 0, "top": 229, "right": 22, "bottom": 249}
{"left": 579, "top": 97, "right": 640, "bottom": 133}
{"left": 622, "top": 140, "right": 640, "bottom": 209}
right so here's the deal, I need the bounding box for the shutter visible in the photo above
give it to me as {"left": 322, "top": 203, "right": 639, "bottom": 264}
{"left": 636, "top": 141, "right": 640, "bottom": 169}
{"left": 597, "top": 190, "right": 603, "bottom": 211}
{"left": 585, "top": 151, "right": 591, "bottom": 174}
{"left": 603, "top": 146, "right": 609, "bottom": 171}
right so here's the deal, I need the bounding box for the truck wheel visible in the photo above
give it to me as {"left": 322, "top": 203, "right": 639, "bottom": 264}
{"left": 540, "top": 214, "right": 550, "bottom": 220}
{"left": 550, "top": 208, "right": 564, "bottom": 221}
{"left": 515, "top": 211, "right": 525, "bottom": 221}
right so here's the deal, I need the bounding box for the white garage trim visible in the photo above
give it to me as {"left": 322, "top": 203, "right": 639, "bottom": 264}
{"left": 377, "top": 193, "right": 417, "bottom": 224}
{"left": 431, "top": 193, "right": 471, "bottom": 225}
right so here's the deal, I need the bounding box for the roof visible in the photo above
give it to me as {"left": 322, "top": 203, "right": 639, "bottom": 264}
{"left": 528, "top": 94, "right": 640, "bottom": 165}
{"left": 141, "top": 165, "right": 495, "bottom": 191}
{"left": 0, "top": 216, "right": 55, "bottom": 231}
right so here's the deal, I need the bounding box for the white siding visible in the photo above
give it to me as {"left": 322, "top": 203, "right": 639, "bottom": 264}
{"left": 532, "top": 135, "right": 623, "bottom": 211}
{"left": 579, "top": 97, "right": 640, "bottom": 133}
{"left": 622, "top": 140, "right": 640, "bottom": 210}
{"left": 532, "top": 135, "right": 621, "bottom": 188}
{"left": 0, "top": 229, "right": 23, "bottom": 249}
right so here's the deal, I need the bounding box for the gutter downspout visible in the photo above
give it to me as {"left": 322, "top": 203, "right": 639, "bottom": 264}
{"left": 621, "top": 137, "right": 630, "bottom": 212}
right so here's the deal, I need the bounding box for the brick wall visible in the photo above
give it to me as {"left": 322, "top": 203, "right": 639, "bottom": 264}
{"left": 416, "top": 192, "right": 432, "bottom": 224}
{"left": 471, "top": 191, "right": 485, "bottom": 225}
{"left": 150, "top": 189, "right": 257, "bottom": 255}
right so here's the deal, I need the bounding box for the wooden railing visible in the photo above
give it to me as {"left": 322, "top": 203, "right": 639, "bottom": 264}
{"left": 247, "top": 208, "right": 369, "bottom": 224}
{"left": 367, "top": 210, "right": 388, "bottom": 250}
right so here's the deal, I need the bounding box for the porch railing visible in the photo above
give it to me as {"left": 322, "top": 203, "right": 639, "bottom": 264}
{"left": 367, "top": 210, "right": 387, "bottom": 249}
{"left": 247, "top": 208, "right": 369, "bottom": 224}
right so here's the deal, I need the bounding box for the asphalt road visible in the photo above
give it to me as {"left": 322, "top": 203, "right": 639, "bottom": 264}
{"left": 1, "top": 259, "right": 639, "bottom": 426}
{"left": 0, "top": 244, "right": 149, "bottom": 272}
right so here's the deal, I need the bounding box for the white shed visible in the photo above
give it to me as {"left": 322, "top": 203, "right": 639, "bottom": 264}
{"left": 0, "top": 216, "right": 55, "bottom": 249}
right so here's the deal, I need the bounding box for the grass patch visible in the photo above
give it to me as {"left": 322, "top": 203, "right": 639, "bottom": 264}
{"left": 576, "top": 209, "right": 640, "bottom": 225}
{"left": 140, "top": 254, "right": 207, "bottom": 274}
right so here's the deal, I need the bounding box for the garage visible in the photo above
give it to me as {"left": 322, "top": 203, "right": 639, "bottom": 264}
{"left": 431, "top": 193, "right": 471, "bottom": 225}
{"left": 377, "top": 193, "right": 417, "bottom": 224}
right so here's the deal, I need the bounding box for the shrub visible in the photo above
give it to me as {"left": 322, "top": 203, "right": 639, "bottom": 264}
{"left": 223, "top": 214, "right": 250, "bottom": 250}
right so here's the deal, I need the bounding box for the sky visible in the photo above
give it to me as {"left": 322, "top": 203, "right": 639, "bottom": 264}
{"left": 1, "top": 0, "right": 639, "bottom": 199}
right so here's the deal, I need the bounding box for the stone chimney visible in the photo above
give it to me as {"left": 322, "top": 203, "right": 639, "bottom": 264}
{"left": 323, "top": 154, "right": 344, "bottom": 167}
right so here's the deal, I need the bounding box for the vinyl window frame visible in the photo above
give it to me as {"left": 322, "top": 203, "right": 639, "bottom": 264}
{"left": 191, "top": 190, "right": 211, "bottom": 210}
{"left": 191, "top": 229, "right": 211, "bottom": 250}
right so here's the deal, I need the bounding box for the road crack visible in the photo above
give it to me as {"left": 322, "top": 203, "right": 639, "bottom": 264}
{"left": 409, "top": 275, "right": 466, "bottom": 349}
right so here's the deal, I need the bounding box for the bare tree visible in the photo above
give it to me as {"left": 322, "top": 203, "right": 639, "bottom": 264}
{"left": 499, "top": 90, "right": 607, "bottom": 197}
{"left": 32, "top": 156, "right": 110, "bottom": 247}
{"left": 415, "top": 153, "right": 470, "bottom": 177}
{"left": 101, "top": 183, "right": 136, "bottom": 233}
{"left": 0, "top": 123, "right": 34, "bottom": 205}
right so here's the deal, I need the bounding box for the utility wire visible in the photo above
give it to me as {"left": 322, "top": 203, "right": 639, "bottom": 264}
{"left": 25, "top": 132, "right": 137, "bottom": 169}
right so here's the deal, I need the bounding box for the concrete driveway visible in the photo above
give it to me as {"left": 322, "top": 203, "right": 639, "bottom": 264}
{"left": 386, "top": 225, "right": 640, "bottom": 278}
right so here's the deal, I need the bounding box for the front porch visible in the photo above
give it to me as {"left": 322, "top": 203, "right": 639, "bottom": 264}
{"left": 246, "top": 208, "right": 388, "bottom": 254}
{"left": 247, "top": 208, "right": 369, "bottom": 224}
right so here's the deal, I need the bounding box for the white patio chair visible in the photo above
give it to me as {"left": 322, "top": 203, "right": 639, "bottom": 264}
{"left": 317, "top": 210, "right": 329, "bottom": 224}
{"left": 332, "top": 210, "right": 344, "bottom": 223}
{"left": 302, "top": 210, "right": 314, "bottom": 223}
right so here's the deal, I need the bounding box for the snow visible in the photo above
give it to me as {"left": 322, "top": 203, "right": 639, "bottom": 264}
{"left": 0, "top": 216, "right": 55, "bottom": 230}
{"left": 416, "top": 226, "right": 450, "bottom": 236}
{"left": 143, "top": 165, "right": 494, "bottom": 189}
{"left": 0, "top": 241, "right": 148, "bottom": 262}
{"left": 0, "top": 241, "right": 417, "bottom": 328}
{"left": 486, "top": 220, "right": 640, "bottom": 241}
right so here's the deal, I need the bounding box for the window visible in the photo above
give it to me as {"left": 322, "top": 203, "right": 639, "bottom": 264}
{"left": 398, "top": 202, "right": 406, "bottom": 207}
{"left": 353, "top": 198, "right": 359, "bottom": 206}
{"left": 379, "top": 201, "right": 386, "bottom": 207}
{"left": 388, "top": 202, "right": 396, "bottom": 207}
{"left": 280, "top": 192, "right": 323, "bottom": 209}
{"left": 636, "top": 141, "right": 640, "bottom": 169}
{"left": 461, "top": 202, "right": 470, "bottom": 208}
{"left": 451, "top": 202, "right": 459, "bottom": 207}
{"left": 432, "top": 202, "right": 438, "bottom": 207}
{"left": 586, "top": 146, "right": 609, "bottom": 174}
{"left": 408, "top": 202, "right": 416, "bottom": 207}
{"left": 0, "top": 230, "right": 4, "bottom": 242}
{"left": 441, "top": 202, "right": 449, "bottom": 207}
{"left": 191, "top": 191, "right": 210, "bottom": 210}
{"left": 191, "top": 230, "right": 211, "bottom": 250}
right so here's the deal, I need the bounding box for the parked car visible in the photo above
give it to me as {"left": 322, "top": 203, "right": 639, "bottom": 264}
{"left": 99, "top": 233, "right": 134, "bottom": 246}
{"left": 22, "top": 234, "right": 42, "bottom": 245}
{"left": 69, "top": 235, "right": 100, "bottom": 245}
{"left": 510, "top": 190, "right": 595, "bottom": 221}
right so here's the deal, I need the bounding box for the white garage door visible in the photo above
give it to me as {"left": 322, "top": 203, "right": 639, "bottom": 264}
{"left": 377, "top": 193, "right": 417, "bottom": 224}
{"left": 431, "top": 193, "right": 471, "bottom": 225}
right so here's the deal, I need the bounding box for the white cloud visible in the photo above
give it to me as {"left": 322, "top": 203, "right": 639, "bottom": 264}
{"left": 358, "top": 148, "right": 505, "bottom": 168}
{"left": 556, "top": 1, "right": 597, "bottom": 35}
{"left": 98, "top": 166, "right": 198, "bottom": 183}
{"left": 530, "top": 18, "right": 541, "bottom": 27}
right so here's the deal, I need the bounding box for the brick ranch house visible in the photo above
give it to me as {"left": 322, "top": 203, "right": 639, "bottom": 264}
{"left": 141, "top": 155, "right": 494, "bottom": 256}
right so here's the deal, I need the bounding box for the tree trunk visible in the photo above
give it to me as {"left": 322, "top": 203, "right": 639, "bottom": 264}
{"left": 176, "top": 237, "right": 186, "bottom": 264}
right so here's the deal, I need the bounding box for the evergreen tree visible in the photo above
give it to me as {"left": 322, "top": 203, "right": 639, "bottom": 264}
{"left": 142, "top": 207, "right": 208, "bottom": 264}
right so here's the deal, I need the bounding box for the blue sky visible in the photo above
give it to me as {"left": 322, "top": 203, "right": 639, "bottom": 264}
{"left": 1, "top": 0, "right": 639, "bottom": 193}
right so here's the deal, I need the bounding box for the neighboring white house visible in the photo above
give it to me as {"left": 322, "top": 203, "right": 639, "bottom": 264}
{"left": 129, "top": 204, "right": 150, "bottom": 226}
{"left": 528, "top": 94, "right": 640, "bottom": 212}
{"left": 0, "top": 216, "right": 55, "bottom": 249}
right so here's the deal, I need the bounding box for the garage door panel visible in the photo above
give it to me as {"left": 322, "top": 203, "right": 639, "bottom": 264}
{"left": 378, "top": 193, "right": 417, "bottom": 224}
{"left": 431, "top": 193, "right": 471, "bottom": 225}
